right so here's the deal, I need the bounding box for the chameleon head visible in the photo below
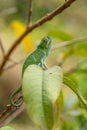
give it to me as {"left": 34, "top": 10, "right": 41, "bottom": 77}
{"left": 37, "top": 36, "right": 52, "bottom": 56}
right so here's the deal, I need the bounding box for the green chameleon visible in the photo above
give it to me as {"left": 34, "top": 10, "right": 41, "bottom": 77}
{"left": 10, "top": 36, "right": 52, "bottom": 107}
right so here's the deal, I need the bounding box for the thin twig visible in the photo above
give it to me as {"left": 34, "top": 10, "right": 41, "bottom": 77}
{"left": 0, "top": 96, "right": 25, "bottom": 127}
{"left": 4, "top": 58, "right": 25, "bottom": 71}
{"left": 27, "top": 0, "right": 33, "bottom": 26}
{"left": 0, "top": 0, "right": 76, "bottom": 75}
{"left": 8, "top": 59, "right": 20, "bottom": 64}
{"left": 0, "top": 40, "right": 17, "bottom": 63}
{"left": 0, "top": 39, "right": 5, "bottom": 57}
{"left": 2, "top": 36, "right": 87, "bottom": 71}
{"left": 4, "top": 36, "right": 87, "bottom": 71}
{"left": 52, "top": 37, "right": 87, "bottom": 50}
{"left": 65, "top": 59, "right": 87, "bottom": 74}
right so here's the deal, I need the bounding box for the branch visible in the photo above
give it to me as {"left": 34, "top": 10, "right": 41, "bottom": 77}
{"left": 3, "top": 37, "right": 87, "bottom": 72}
{"left": 0, "top": 0, "right": 77, "bottom": 126}
{"left": 52, "top": 37, "right": 87, "bottom": 50}
{"left": 0, "top": 39, "right": 21, "bottom": 64}
{"left": 0, "top": 39, "right": 5, "bottom": 58}
{"left": 27, "top": 0, "right": 33, "bottom": 26}
{"left": 66, "top": 59, "right": 87, "bottom": 74}
{"left": 0, "top": 96, "right": 25, "bottom": 127}
{"left": 0, "top": 105, "right": 25, "bottom": 128}
{"left": 4, "top": 36, "right": 87, "bottom": 71}
{"left": 0, "top": 0, "right": 76, "bottom": 75}
{"left": 3, "top": 58, "right": 25, "bottom": 71}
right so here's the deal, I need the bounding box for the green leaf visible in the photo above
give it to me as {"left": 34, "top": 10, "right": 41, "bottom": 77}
{"left": 22, "top": 65, "right": 63, "bottom": 130}
{"left": 48, "top": 30, "right": 73, "bottom": 41}
{"left": 74, "top": 49, "right": 87, "bottom": 57}
{"left": 77, "top": 74, "right": 87, "bottom": 100}
{"left": 75, "top": 41, "right": 87, "bottom": 49}
{"left": 73, "top": 41, "right": 87, "bottom": 57}
{"left": 0, "top": 126, "right": 15, "bottom": 130}
{"left": 53, "top": 91, "right": 64, "bottom": 129}
{"left": 63, "top": 76, "right": 87, "bottom": 110}
{"left": 80, "top": 109, "right": 87, "bottom": 119}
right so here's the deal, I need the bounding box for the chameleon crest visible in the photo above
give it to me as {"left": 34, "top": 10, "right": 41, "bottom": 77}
{"left": 37, "top": 36, "right": 52, "bottom": 56}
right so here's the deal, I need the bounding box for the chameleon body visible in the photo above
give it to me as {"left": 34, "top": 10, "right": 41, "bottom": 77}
{"left": 10, "top": 36, "right": 52, "bottom": 107}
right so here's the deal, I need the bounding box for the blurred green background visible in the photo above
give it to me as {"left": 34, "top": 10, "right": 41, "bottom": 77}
{"left": 0, "top": 0, "right": 87, "bottom": 130}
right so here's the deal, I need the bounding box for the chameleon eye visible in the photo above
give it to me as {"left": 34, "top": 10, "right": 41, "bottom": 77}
{"left": 43, "top": 38, "right": 48, "bottom": 43}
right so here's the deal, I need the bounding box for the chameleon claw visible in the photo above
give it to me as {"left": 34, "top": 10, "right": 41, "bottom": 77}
{"left": 10, "top": 86, "right": 22, "bottom": 107}
{"left": 10, "top": 36, "right": 52, "bottom": 106}
{"left": 43, "top": 63, "right": 48, "bottom": 70}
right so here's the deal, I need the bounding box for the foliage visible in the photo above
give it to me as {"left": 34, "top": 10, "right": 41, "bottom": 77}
{"left": 22, "top": 65, "right": 63, "bottom": 130}
{"left": 0, "top": 126, "right": 15, "bottom": 130}
{"left": 0, "top": 0, "right": 87, "bottom": 130}
{"left": 20, "top": 31, "right": 87, "bottom": 129}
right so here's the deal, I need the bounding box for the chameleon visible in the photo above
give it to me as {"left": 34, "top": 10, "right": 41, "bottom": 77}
{"left": 10, "top": 36, "right": 52, "bottom": 107}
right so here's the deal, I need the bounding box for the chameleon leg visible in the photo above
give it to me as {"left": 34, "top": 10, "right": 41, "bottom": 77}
{"left": 10, "top": 86, "right": 23, "bottom": 107}
{"left": 43, "top": 63, "right": 48, "bottom": 70}
{"left": 40, "top": 59, "right": 48, "bottom": 70}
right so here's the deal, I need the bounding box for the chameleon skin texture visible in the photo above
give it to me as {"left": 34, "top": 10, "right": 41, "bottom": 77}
{"left": 22, "top": 49, "right": 47, "bottom": 75}
{"left": 10, "top": 36, "right": 52, "bottom": 107}
{"left": 22, "top": 36, "right": 52, "bottom": 75}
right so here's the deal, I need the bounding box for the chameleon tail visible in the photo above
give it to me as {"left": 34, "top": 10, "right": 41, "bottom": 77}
{"left": 10, "top": 86, "right": 23, "bottom": 107}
